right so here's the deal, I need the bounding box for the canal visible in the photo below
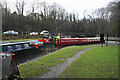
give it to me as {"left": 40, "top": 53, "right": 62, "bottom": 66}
{"left": 14, "top": 44, "right": 64, "bottom": 65}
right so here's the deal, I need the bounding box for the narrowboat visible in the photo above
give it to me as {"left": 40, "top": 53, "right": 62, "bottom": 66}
{"left": 55, "top": 37, "right": 101, "bottom": 46}
{"left": 0, "top": 40, "right": 43, "bottom": 54}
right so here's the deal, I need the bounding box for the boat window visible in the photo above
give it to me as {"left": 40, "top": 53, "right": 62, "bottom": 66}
{"left": 24, "top": 44, "right": 29, "bottom": 49}
{"left": 7, "top": 46, "right": 14, "bottom": 52}
{"left": 2, "top": 46, "right": 7, "bottom": 52}
{"left": 21, "top": 44, "right": 25, "bottom": 48}
{"left": 16, "top": 45, "right": 22, "bottom": 51}
{"left": 12, "top": 45, "right": 16, "bottom": 50}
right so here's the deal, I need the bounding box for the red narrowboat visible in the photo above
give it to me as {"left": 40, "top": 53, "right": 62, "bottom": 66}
{"left": 55, "top": 37, "right": 100, "bottom": 46}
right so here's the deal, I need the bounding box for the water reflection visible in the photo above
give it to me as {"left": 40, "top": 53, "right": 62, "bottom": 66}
{"left": 14, "top": 44, "right": 63, "bottom": 65}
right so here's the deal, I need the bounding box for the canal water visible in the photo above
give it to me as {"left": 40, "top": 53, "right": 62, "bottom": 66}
{"left": 14, "top": 44, "right": 64, "bottom": 65}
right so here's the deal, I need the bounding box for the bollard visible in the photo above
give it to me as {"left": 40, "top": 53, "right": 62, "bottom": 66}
{"left": 100, "top": 34, "right": 104, "bottom": 47}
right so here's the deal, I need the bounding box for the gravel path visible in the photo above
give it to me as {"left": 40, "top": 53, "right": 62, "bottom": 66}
{"left": 38, "top": 47, "right": 97, "bottom": 78}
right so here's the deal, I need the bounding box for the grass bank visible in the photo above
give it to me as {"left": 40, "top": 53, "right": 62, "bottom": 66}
{"left": 18, "top": 45, "right": 100, "bottom": 78}
{"left": 3, "top": 38, "right": 41, "bottom": 42}
{"left": 59, "top": 46, "right": 118, "bottom": 78}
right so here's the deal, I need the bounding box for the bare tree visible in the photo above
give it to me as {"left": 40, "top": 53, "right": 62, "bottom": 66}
{"left": 107, "top": 2, "right": 118, "bottom": 36}
{"left": 31, "top": 2, "right": 36, "bottom": 13}
{"left": 40, "top": 1, "right": 49, "bottom": 19}
{"left": 16, "top": 0, "right": 26, "bottom": 15}
{"left": 0, "top": 0, "right": 9, "bottom": 15}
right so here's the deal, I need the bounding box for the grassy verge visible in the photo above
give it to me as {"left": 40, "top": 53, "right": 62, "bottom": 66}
{"left": 18, "top": 45, "right": 100, "bottom": 78}
{"left": 3, "top": 38, "right": 41, "bottom": 42}
{"left": 59, "top": 46, "right": 118, "bottom": 78}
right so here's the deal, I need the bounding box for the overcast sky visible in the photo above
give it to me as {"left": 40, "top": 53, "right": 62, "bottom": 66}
{"left": 3, "top": 0, "right": 116, "bottom": 19}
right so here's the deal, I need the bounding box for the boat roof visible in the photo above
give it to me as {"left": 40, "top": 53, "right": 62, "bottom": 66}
{"left": 62, "top": 37, "right": 100, "bottom": 39}
{"left": 0, "top": 41, "right": 29, "bottom": 46}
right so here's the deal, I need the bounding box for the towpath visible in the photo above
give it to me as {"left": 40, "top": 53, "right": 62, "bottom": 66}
{"left": 38, "top": 47, "right": 97, "bottom": 78}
